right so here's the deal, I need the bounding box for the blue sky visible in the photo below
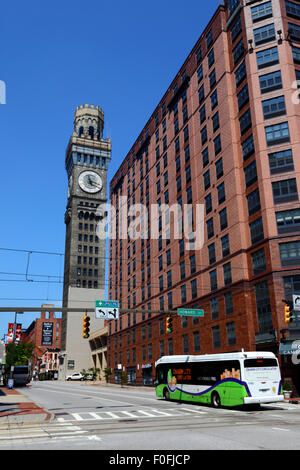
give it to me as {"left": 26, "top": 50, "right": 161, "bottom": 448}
{"left": 0, "top": 0, "right": 219, "bottom": 339}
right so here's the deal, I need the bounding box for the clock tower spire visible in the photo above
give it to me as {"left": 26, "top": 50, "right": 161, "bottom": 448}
{"left": 59, "top": 104, "right": 111, "bottom": 380}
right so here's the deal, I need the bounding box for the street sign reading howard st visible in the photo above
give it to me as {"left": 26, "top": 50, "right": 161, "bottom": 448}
{"left": 177, "top": 308, "right": 204, "bottom": 317}
{"left": 95, "top": 300, "right": 120, "bottom": 320}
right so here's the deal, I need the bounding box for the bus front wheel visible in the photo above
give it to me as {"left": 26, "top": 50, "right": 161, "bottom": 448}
{"left": 211, "top": 391, "right": 221, "bottom": 408}
{"left": 163, "top": 388, "right": 170, "bottom": 401}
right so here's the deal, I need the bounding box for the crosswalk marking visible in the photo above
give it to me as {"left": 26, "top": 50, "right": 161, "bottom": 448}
{"left": 71, "top": 413, "right": 84, "bottom": 421}
{"left": 180, "top": 407, "right": 208, "bottom": 414}
{"left": 120, "top": 411, "right": 138, "bottom": 418}
{"left": 56, "top": 407, "right": 208, "bottom": 422}
{"left": 136, "top": 410, "right": 156, "bottom": 417}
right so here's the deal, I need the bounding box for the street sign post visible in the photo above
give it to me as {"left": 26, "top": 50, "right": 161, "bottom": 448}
{"left": 177, "top": 308, "right": 204, "bottom": 317}
{"left": 95, "top": 300, "right": 120, "bottom": 320}
{"left": 293, "top": 295, "right": 300, "bottom": 312}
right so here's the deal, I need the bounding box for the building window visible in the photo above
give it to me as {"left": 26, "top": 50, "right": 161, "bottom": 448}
{"left": 191, "top": 279, "right": 197, "bottom": 299}
{"left": 247, "top": 188, "right": 261, "bottom": 216}
{"left": 210, "top": 269, "right": 218, "bottom": 291}
{"left": 242, "top": 134, "right": 255, "bottom": 160}
{"left": 219, "top": 208, "right": 228, "bottom": 231}
{"left": 259, "top": 70, "right": 282, "bottom": 94}
{"left": 279, "top": 241, "right": 300, "bottom": 267}
{"left": 211, "top": 297, "right": 219, "bottom": 320}
{"left": 190, "top": 255, "right": 196, "bottom": 274}
{"left": 212, "top": 325, "right": 221, "bottom": 349}
{"left": 207, "top": 218, "right": 214, "bottom": 239}
{"left": 200, "top": 105, "right": 206, "bottom": 124}
{"left": 225, "top": 292, "right": 234, "bottom": 315}
{"left": 256, "top": 46, "right": 279, "bottom": 69}
{"left": 208, "top": 243, "right": 216, "bottom": 265}
{"left": 198, "top": 84, "right": 205, "bottom": 104}
{"left": 251, "top": 248, "right": 267, "bottom": 275}
{"left": 292, "top": 45, "right": 300, "bottom": 63}
{"left": 211, "top": 90, "right": 218, "bottom": 110}
{"left": 235, "top": 61, "right": 246, "bottom": 87}
{"left": 254, "top": 23, "right": 275, "bottom": 46}
{"left": 240, "top": 109, "right": 252, "bottom": 134}
{"left": 226, "top": 322, "right": 236, "bottom": 346}
{"left": 205, "top": 193, "right": 212, "bottom": 215}
{"left": 193, "top": 332, "right": 200, "bottom": 352}
{"left": 209, "top": 69, "right": 216, "bottom": 89}
{"left": 262, "top": 95, "right": 286, "bottom": 119}
{"left": 265, "top": 122, "right": 290, "bottom": 146}
{"left": 288, "top": 22, "right": 300, "bottom": 41}
{"left": 268, "top": 149, "right": 294, "bottom": 175}
{"left": 217, "top": 182, "right": 226, "bottom": 205}
{"left": 208, "top": 48, "right": 215, "bottom": 67}
{"left": 244, "top": 160, "right": 257, "bottom": 187}
{"left": 182, "top": 334, "right": 189, "bottom": 354}
{"left": 283, "top": 275, "right": 300, "bottom": 301}
{"left": 223, "top": 262, "right": 232, "bottom": 286}
{"left": 214, "top": 135, "right": 222, "bottom": 155}
{"left": 238, "top": 84, "right": 249, "bottom": 111}
{"left": 251, "top": 2, "right": 273, "bottom": 22}
{"left": 250, "top": 217, "right": 264, "bottom": 244}
{"left": 255, "top": 281, "right": 273, "bottom": 333}
{"left": 231, "top": 16, "right": 242, "bottom": 43}
{"left": 221, "top": 234, "right": 230, "bottom": 257}
{"left": 276, "top": 209, "right": 300, "bottom": 234}
{"left": 233, "top": 38, "right": 245, "bottom": 65}
{"left": 272, "top": 178, "right": 298, "bottom": 204}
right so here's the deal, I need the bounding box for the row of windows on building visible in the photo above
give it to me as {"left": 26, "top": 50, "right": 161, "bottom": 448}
{"left": 110, "top": 324, "right": 237, "bottom": 366}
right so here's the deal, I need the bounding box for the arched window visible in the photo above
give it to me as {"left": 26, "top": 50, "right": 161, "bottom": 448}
{"left": 89, "top": 126, "right": 94, "bottom": 139}
{"left": 79, "top": 126, "right": 84, "bottom": 137}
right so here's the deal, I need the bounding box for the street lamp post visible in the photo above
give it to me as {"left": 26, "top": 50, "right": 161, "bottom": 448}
{"left": 8, "top": 311, "right": 23, "bottom": 388}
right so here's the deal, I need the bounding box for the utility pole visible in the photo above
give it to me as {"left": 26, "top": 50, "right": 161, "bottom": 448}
{"left": 8, "top": 312, "right": 23, "bottom": 388}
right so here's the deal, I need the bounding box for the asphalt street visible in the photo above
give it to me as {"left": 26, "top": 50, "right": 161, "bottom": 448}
{"left": 0, "top": 381, "right": 300, "bottom": 451}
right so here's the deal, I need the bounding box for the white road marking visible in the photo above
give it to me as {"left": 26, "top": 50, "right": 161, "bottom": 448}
{"left": 180, "top": 407, "right": 207, "bottom": 414}
{"left": 272, "top": 427, "right": 290, "bottom": 432}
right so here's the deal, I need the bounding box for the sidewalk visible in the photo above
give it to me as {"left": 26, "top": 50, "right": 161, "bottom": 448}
{"left": 0, "top": 386, "right": 53, "bottom": 425}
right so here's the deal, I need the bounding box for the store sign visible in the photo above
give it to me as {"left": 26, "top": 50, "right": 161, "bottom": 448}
{"left": 42, "top": 322, "right": 53, "bottom": 346}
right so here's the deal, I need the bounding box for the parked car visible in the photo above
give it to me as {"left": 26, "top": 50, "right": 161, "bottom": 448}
{"left": 83, "top": 374, "right": 93, "bottom": 381}
{"left": 66, "top": 373, "right": 84, "bottom": 381}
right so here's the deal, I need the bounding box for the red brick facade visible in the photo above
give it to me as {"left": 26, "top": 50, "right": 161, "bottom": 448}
{"left": 107, "top": 1, "right": 300, "bottom": 390}
{"left": 22, "top": 307, "right": 61, "bottom": 373}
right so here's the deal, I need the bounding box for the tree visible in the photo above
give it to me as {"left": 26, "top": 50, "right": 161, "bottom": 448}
{"left": 5, "top": 342, "right": 34, "bottom": 370}
{"left": 103, "top": 367, "right": 112, "bottom": 384}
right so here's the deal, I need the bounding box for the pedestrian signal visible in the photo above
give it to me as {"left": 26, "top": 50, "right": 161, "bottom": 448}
{"left": 83, "top": 314, "right": 90, "bottom": 338}
{"left": 166, "top": 316, "right": 173, "bottom": 334}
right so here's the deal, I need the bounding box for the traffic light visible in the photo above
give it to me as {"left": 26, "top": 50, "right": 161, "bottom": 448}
{"left": 83, "top": 314, "right": 90, "bottom": 338}
{"left": 166, "top": 316, "right": 173, "bottom": 334}
{"left": 284, "top": 305, "right": 291, "bottom": 323}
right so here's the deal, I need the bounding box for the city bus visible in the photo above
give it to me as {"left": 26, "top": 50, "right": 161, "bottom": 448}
{"left": 155, "top": 351, "right": 284, "bottom": 407}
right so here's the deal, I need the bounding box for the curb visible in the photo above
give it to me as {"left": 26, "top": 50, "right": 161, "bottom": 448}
{"left": 0, "top": 386, "right": 55, "bottom": 424}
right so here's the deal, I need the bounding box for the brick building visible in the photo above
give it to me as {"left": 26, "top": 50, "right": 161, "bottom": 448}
{"left": 107, "top": 0, "right": 300, "bottom": 390}
{"left": 21, "top": 305, "right": 62, "bottom": 375}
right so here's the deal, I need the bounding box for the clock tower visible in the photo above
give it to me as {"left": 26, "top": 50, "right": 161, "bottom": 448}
{"left": 59, "top": 104, "right": 111, "bottom": 379}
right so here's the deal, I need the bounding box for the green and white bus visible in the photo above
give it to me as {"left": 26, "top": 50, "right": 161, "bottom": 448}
{"left": 155, "top": 352, "right": 284, "bottom": 407}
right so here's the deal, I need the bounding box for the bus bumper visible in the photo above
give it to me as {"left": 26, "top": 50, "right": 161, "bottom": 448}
{"left": 244, "top": 395, "right": 284, "bottom": 405}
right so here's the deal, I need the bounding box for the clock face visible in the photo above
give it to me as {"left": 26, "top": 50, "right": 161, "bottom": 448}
{"left": 78, "top": 171, "right": 103, "bottom": 193}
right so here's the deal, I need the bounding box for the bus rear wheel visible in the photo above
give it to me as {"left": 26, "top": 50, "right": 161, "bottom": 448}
{"left": 164, "top": 388, "right": 170, "bottom": 401}
{"left": 211, "top": 391, "right": 221, "bottom": 408}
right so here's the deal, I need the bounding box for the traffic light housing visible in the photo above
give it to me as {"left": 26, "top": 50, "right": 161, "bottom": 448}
{"left": 83, "top": 314, "right": 90, "bottom": 338}
{"left": 284, "top": 305, "right": 291, "bottom": 323}
{"left": 166, "top": 316, "right": 173, "bottom": 334}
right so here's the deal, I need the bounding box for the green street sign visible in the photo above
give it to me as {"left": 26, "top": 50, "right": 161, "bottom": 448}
{"left": 177, "top": 308, "right": 204, "bottom": 317}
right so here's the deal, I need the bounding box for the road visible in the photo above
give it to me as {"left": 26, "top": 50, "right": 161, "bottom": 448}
{"left": 0, "top": 381, "right": 300, "bottom": 451}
